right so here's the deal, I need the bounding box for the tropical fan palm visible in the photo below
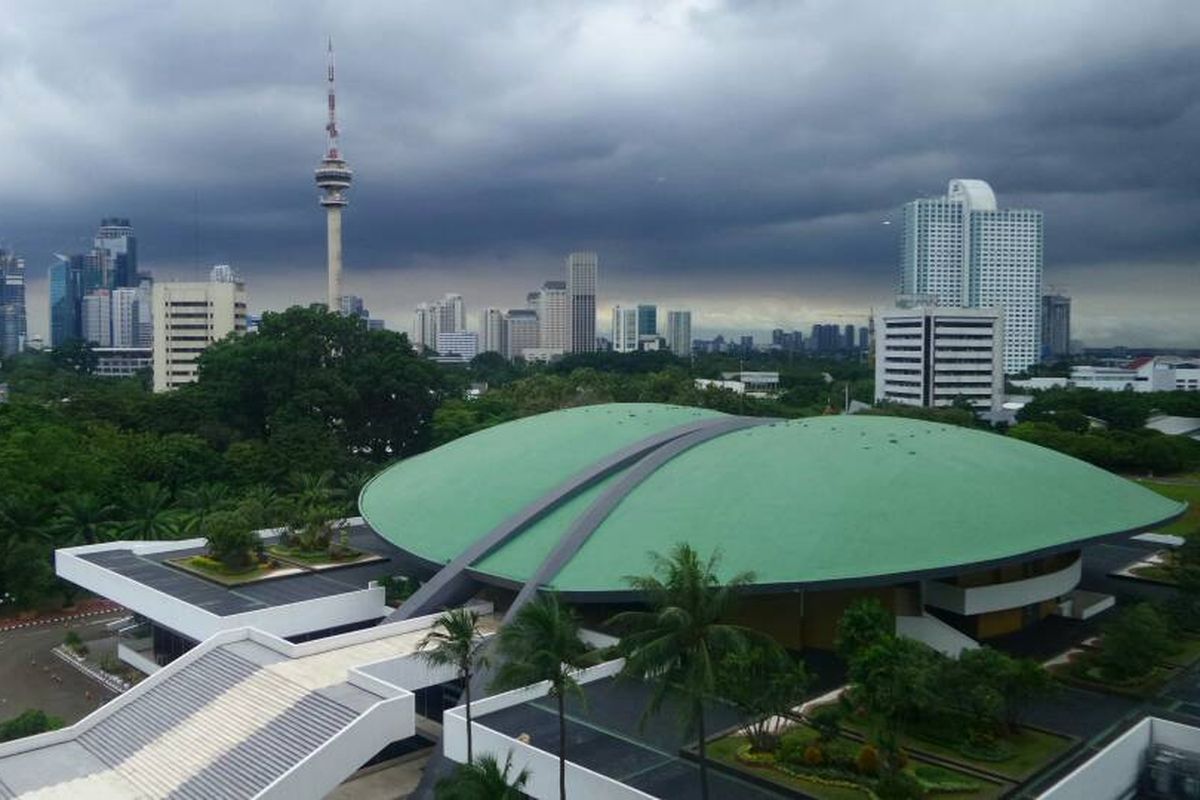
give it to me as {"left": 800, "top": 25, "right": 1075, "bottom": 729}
{"left": 434, "top": 752, "right": 529, "bottom": 800}
{"left": 608, "top": 543, "right": 756, "bottom": 800}
{"left": 52, "top": 492, "right": 118, "bottom": 546}
{"left": 118, "top": 483, "right": 180, "bottom": 541}
{"left": 417, "top": 608, "right": 490, "bottom": 763}
{"left": 492, "top": 594, "right": 589, "bottom": 800}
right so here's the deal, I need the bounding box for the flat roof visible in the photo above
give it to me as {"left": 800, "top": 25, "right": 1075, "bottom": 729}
{"left": 77, "top": 526, "right": 402, "bottom": 618}
{"left": 362, "top": 404, "right": 1185, "bottom": 595}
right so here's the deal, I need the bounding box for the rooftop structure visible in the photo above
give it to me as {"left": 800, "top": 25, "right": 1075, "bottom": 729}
{"left": 315, "top": 39, "right": 353, "bottom": 311}
{"left": 361, "top": 404, "right": 1180, "bottom": 611}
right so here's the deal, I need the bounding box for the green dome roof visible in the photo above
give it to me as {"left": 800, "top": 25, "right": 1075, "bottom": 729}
{"left": 359, "top": 403, "right": 1184, "bottom": 594}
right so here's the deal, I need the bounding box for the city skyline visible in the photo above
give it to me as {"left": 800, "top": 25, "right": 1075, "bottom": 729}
{"left": 2, "top": 2, "right": 1198, "bottom": 346}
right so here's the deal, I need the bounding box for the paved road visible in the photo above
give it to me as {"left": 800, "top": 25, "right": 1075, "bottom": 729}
{"left": 0, "top": 615, "right": 124, "bottom": 727}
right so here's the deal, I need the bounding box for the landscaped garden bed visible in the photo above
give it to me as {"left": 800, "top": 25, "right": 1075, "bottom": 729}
{"left": 266, "top": 543, "right": 382, "bottom": 569}
{"left": 165, "top": 553, "right": 306, "bottom": 586}
{"left": 708, "top": 726, "right": 1010, "bottom": 800}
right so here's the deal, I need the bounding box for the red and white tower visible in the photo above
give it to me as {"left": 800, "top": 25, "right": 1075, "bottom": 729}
{"left": 315, "top": 38, "right": 352, "bottom": 311}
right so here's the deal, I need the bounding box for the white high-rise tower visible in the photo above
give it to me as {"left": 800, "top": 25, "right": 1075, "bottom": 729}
{"left": 315, "top": 39, "right": 353, "bottom": 311}
{"left": 900, "top": 180, "right": 1042, "bottom": 374}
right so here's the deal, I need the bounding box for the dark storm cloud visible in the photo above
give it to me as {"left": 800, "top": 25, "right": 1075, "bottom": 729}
{"left": 2, "top": 1, "right": 1198, "bottom": 343}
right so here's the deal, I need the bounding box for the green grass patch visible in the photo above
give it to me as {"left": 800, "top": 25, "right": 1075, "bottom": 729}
{"left": 167, "top": 555, "right": 293, "bottom": 586}
{"left": 1136, "top": 480, "right": 1200, "bottom": 536}
{"left": 267, "top": 544, "right": 370, "bottom": 566}
{"left": 709, "top": 731, "right": 1007, "bottom": 800}
{"left": 838, "top": 714, "right": 1072, "bottom": 781}
{"left": 1164, "top": 637, "right": 1200, "bottom": 669}
{"left": 1050, "top": 657, "right": 1176, "bottom": 699}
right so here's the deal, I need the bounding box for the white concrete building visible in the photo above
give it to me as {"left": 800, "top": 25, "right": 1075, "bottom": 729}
{"left": 610, "top": 306, "right": 639, "bottom": 353}
{"left": 1071, "top": 357, "right": 1200, "bottom": 393}
{"left": 435, "top": 331, "right": 479, "bottom": 360}
{"left": 111, "top": 287, "right": 140, "bottom": 348}
{"left": 82, "top": 290, "right": 113, "bottom": 347}
{"left": 479, "top": 307, "right": 507, "bottom": 355}
{"left": 566, "top": 252, "right": 597, "bottom": 353}
{"left": 901, "top": 179, "right": 1042, "bottom": 374}
{"left": 94, "top": 346, "right": 153, "bottom": 378}
{"left": 665, "top": 310, "right": 692, "bottom": 357}
{"left": 152, "top": 278, "right": 247, "bottom": 392}
{"left": 504, "top": 309, "right": 540, "bottom": 361}
{"left": 875, "top": 306, "right": 1004, "bottom": 412}
{"left": 534, "top": 280, "right": 568, "bottom": 354}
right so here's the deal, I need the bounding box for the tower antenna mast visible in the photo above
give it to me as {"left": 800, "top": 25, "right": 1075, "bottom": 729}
{"left": 315, "top": 37, "right": 353, "bottom": 311}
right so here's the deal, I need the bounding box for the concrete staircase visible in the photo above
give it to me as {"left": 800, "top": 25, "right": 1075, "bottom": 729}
{"left": 77, "top": 646, "right": 361, "bottom": 799}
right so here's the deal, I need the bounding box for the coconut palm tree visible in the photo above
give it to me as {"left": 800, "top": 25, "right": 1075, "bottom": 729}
{"left": 52, "top": 492, "right": 118, "bottom": 546}
{"left": 608, "top": 543, "right": 756, "bottom": 800}
{"left": 434, "top": 752, "right": 529, "bottom": 800}
{"left": 492, "top": 594, "right": 589, "bottom": 800}
{"left": 118, "top": 483, "right": 180, "bottom": 541}
{"left": 417, "top": 608, "right": 491, "bottom": 764}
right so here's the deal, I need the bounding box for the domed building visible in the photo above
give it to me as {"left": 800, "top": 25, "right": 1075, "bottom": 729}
{"left": 361, "top": 403, "right": 1184, "bottom": 648}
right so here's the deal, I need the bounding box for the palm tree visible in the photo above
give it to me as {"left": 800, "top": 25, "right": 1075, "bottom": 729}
{"left": 417, "top": 608, "right": 491, "bottom": 764}
{"left": 608, "top": 543, "right": 756, "bottom": 800}
{"left": 288, "top": 470, "right": 342, "bottom": 512}
{"left": 492, "top": 594, "right": 588, "bottom": 800}
{"left": 52, "top": 493, "right": 118, "bottom": 546}
{"left": 118, "top": 483, "right": 180, "bottom": 541}
{"left": 177, "top": 482, "right": 232, "bottom": 533}
{"left": 236, "top": 485, "right": 290, "bottom": 531}
{"left": 434, "top": 752, "right": 529, "bottom": 800}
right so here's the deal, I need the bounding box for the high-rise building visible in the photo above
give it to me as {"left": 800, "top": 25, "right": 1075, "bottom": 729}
{"left": 664, "top": 310, "right": 692, "bottom": 357}
{"left": 874, "top": 306, "right": 1004, "bottom": 413}
{"left": 93, "top": 218, "right": 138, "bottom": 288}
{"left": 412, "top": 303, "right": 435, "bottom": 351}
{"left": 843, "top": 324, "right": 855, "bottom": 350}
{"left": 534, "top": 281, "right": 568, "bottom": 353}
{"left": 82, "top": 290, "right": 113, "bottom": 347}
{"left": 435, "top": 331, "right": 479, "bottom": 360}
{"left": 858, "top": 327, "right": 870, "bottom": 351}
{"left": 739, "top": 335, "right": 754, "bottom": 353}
{"left": 504, "top": 309, "right": 539, "bottom": 361}
{"left": 566, "top": 252, "right": 597, "bottom": 353}
{"left": 136, "top": 274, "right": 154, "bottom": 347}
{"left": 479, "top": 308, "right": 507, "bottom": 355}
{"left": 315, "top": 40, "right": 353, "bottom": 311}
{"left": 611, "top": 306, "right": 639, "bottom": 353}
{"left": 210, "top": 264, "right": 241, "bottom": 284}
{"left": 1041, "top": 294, "right": 1071, "bottom": 362}
{"left": 153, "top": 275, "right": 248, "bottom": 392}
{"left": 438, "top": 294, "right": 466, "bottom": 334}
{"left": 49, "top": 255, "right": 82, "bottom": 347}
{"left": 809, "top": 324, "right": 843, "bottom": 354}
{"left": 0, "top": 249, "right": 26, "bottom": 356}
{"left": 637, "top": 304, "right": 657, "bottom": 337}
{"left": 340, "top": 295, "right": 365, "bottom": 317}
{"left": 111, "top": 287, "right": 141, "bottom": 348}
{"left": 900, "top": 179, "right": 1043, "bottom": 373}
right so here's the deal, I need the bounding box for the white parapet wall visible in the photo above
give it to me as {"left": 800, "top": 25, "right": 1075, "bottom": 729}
{"left": 924, "top": 555, "right": 1082, "bottom": 617}
{"left": 442, "top": 658, "right": 658, "bottom": 800}
{"left": 56, "top": 537, "right": 389, "bottom": 643}
{"left": 1038, "top": 717, "right": 1200, "bottom": 800}
{"left": 896, "top": 613, "right": 979, "bottom": 657}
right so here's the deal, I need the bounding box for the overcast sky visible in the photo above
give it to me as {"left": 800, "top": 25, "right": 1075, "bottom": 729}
{"left": 2, "top": 1, "right": 1198, "bottom": 345}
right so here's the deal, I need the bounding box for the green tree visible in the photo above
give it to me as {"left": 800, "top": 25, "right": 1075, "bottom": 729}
{"left": 0, "top": 709, "right": 64, "bottom": 742}
{"left": 848, "top": 635, "right": 940, "bottom": 771}
{"left": 1096, "top": 603, "right": 1176, "bottom": 681}
{"left": 609, "top": 544, "right": 756, "bottom": 800}
{"left": 835, "top": 597, "right": 894, "bottom": 663}
{"left": 434, "top": 752, "right": 529, "bottom": 800}
{"left": 52, "top": 493, "right": 117, "bottom": 546}
{"left": 417, "top": 608, "right": 491, "bottom": 764}
{"left": 492, "top": 594, "right": 588, "bottom": 800}
{"left": 203, "top": 512, "right": 260, "bottom": 570}
{"left": 715, "top": 641, "right": 809, "bottom": 753}
{"left": 118, "top": 483, "right": 180, "bottom": 541}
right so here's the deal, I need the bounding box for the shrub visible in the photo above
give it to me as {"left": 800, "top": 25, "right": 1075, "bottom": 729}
{"left": 803, "top": 744, "right": 824, "bottom": 766}
{"left": 63, "top": 631, "right": 82, "bottom": 649}
{"left": 203, "top": 512, "right": 260, "bottom": 570}
{"left": 0, "top": 710, "right": 63, "bottom": 743}
{"left": 810, "top": 704, "right": 842, "bottom": 742}
{"left": 875, "top": 771, "right": 924, "bottom": 800}
{"left": 855, "top": 744, "right": 880, "bottom": 776}
{"left": 778, "top": 729, "right": 814, "bottom": 766}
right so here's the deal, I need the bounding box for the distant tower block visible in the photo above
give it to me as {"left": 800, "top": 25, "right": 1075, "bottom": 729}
{"left": 315, "top": 38, "right": 353, "bottom": 311}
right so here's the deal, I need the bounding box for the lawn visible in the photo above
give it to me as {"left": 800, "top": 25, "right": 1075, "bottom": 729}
{"left": 1164, "top": 637, "right": 1200, "bottom": 669}
{"left": 1136, "top": 479, "right": 1200, "bottom": 536}
{"left": 166, "top": 555, "right": 303, "bottom": 586}
{"left": 836, "top": 712, "right": 1073, "bottom": 781}
{"left": 266, "top": 544, "right": 374, "bottom": 567}
{"left": 708, "top": 731, "right": 1007, "bottom": 800}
